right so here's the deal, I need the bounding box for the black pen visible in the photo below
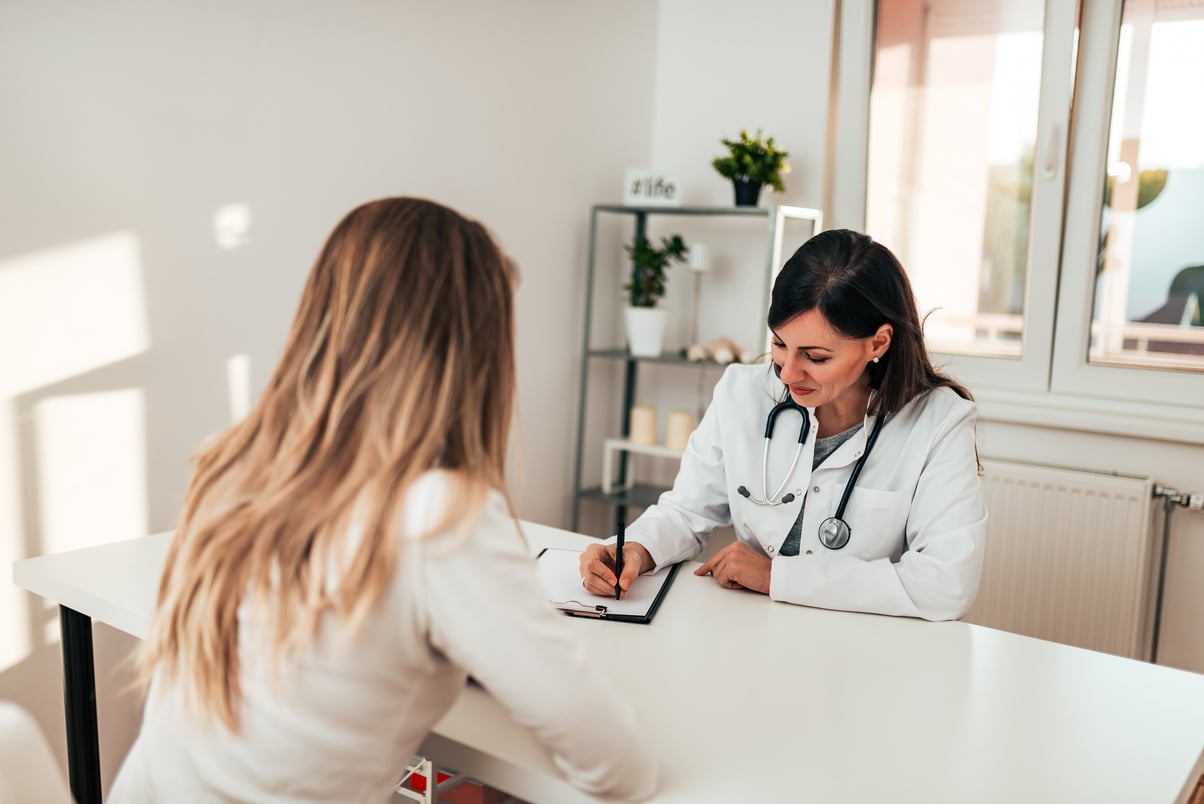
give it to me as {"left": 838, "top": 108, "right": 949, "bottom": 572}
{"left": 614, "top": 518, "right": 625, "bottom": 600}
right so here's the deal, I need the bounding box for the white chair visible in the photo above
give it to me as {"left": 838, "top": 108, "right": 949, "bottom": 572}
{"left": 0, "top": 702, "right": 72, "bottom": 804}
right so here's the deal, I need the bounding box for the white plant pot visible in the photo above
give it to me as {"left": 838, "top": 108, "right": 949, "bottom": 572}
{"left": 625, "top": 306, "right": 668, "bottom": 357}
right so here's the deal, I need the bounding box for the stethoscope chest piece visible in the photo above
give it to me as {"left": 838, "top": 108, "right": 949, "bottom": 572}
{"left": 817, "top": 516, "right": 851, "bottom": 550}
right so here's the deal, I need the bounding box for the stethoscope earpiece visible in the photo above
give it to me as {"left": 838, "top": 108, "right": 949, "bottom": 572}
{"left": 747, "top": 399, "right": 810, "bottom": 507}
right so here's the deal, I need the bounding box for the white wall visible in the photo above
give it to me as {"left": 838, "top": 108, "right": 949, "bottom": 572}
{"left": 0, "top": 0, "right": 658, "bottom": 787}
{"left": 649, "top": 0, "right": 834, "bottom": 210}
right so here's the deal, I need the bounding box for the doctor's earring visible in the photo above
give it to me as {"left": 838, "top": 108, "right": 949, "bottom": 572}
{"left": 871, "top": 356, "right": 880, "bottom": 364}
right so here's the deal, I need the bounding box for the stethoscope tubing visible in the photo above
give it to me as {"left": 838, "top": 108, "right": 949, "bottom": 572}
{"left": 758, "top": 400, "right": 809, "bottom": 504}
{"left": 829, "top": 412, "right": 886, "bottom": 522}
{"left": 741, "top": 396, "right": 887, "bottom": 550}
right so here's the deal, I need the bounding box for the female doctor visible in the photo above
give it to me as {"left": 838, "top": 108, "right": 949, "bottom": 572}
{"left": 580, "top": 228, "right": 987, "bottom": 621}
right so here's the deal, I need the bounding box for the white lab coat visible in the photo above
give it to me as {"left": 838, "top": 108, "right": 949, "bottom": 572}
{"left": 628, "top": 363, "right": 987, "bottom": 621}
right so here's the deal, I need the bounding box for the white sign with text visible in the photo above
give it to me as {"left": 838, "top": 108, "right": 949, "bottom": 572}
{"left": 623, "top": 169, "right": 682, "bottom": 207}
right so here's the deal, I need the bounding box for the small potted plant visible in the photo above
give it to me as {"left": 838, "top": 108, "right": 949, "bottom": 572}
{"left": 711, "top": 128, "right": 790, "bottom": 207}
{"left": 623, "top": 233, "right": 688, "bottom": 356}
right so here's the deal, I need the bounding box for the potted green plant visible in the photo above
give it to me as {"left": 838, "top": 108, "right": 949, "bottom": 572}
{"left": 623, "top": 233, "right": 688, "bottom": 356}
{"left": 711, "top": 128, "right": 790, "bottom": 207}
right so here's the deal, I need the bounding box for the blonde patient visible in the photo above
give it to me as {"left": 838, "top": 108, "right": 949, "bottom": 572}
{"left": 109, "top": 198, "right": 657, "bottom": 802}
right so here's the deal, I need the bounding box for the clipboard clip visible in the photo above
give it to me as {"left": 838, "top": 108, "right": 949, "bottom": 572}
{"left": 553, "top": 600, "right": 608, "bottom": 618}
{"left": 567, "top": 606, "right": 608, "bottom": 619}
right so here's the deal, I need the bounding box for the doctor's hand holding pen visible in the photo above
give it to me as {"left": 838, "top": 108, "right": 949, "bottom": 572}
{"left": 579, "top": 541, "right": 654, "bottom": 599}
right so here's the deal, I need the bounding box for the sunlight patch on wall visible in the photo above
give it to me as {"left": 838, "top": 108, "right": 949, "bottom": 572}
{"left": 34, "top": 390, "right": 147, "bottom": 556}
{"left": 0, "top": 232, "right": 148, "bottom": 397}
{"left": 214, "top": 203, "right": 252, "bottom": 250}
{"left": 0, "top": 400, "right": 31, "bottom": 672}
{"left": 0, "top": 233, "right": 147, "bottom": 671}
{"left": 226, "top": 354, "right": 252, "bottom": 422}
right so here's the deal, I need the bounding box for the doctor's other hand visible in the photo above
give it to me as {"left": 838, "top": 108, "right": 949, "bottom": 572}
{"left": 579, "top": 541, "right": 653, "bottom": 599}
{"left": 694, "top": 541, "right": 771, "bottom": 595}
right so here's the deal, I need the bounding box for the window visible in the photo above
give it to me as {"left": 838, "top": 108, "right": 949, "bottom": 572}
{"left": 1088, "top": 7, "right": 1204, "bottom": 372}
{"left": 867, "top": 0, "right": 1049, "bottom": 360}
{"left": 854, "top": 0, "right": 1204, "bottom": 411}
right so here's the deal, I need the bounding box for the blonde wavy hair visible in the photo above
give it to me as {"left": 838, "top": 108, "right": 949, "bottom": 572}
{"left": 143, "top": 197, "right": 518, "bottom": 730}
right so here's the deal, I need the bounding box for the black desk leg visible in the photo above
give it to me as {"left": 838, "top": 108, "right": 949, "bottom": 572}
{"left": 61, "top": 605, "right": 102, "bottom": 804}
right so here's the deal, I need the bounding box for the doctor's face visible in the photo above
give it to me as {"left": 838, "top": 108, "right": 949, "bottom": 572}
{"left": 771, "top": 309, "right": 882, "bottom": 411}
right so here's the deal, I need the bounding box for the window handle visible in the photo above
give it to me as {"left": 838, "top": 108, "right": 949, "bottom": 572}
{"left": 1041, "top": 125, "right": 1062, "bottom": 180}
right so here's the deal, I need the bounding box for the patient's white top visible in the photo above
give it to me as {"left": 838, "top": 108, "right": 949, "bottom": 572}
{"left": 109, "top": 472, "right": 657, "bottom": 802}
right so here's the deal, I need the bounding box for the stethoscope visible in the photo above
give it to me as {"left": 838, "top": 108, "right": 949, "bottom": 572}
{"left": 737, "top": 397, "right": 887, "bottom": 550}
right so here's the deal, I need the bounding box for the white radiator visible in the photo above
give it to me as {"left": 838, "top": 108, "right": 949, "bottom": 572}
{"left": 965, "top": 459, "right": 1159, "bottom": 660}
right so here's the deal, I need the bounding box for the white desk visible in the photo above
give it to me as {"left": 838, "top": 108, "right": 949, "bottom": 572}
{"left": 14, "top": 523, "right": 1204, "bottom": 804}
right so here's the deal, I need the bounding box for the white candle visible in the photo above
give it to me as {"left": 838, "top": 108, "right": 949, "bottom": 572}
{"left": 629, "top": 405, "right": 657, "bottom": 445}
{"left": 665, "top": 409, "right": 696, "bottom": 451}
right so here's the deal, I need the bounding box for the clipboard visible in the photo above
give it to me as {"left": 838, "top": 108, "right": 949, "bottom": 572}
{"left": 535, "top": 547, "right": 680, "bottom": 624}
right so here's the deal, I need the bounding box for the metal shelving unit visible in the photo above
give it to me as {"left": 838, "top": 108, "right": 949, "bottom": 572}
{"left": 570, "top": 203, "right": 823, "bottom": 532}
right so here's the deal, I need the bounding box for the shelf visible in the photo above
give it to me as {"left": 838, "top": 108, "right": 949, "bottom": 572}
{"left": 576, "top": 483, "right": 669, "bottom": 509}
{"left": 593, "top": 204, "right": 771, "bottom": 217}
{"left": 603, "top": 438, "right": 684, "bottom": 460}
{"left": 570, "top": 200, "right": 824, "bottom": 530}
{"left": 602, "top": 439, "right": 684, "bottom": 493}
{"left": 586, "top": 348, "right": 733, "bottom": 367}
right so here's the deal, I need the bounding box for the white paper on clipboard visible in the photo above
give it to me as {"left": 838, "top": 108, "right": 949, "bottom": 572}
{"left": 534, "top": 547, "right": 678, "bottom": 622}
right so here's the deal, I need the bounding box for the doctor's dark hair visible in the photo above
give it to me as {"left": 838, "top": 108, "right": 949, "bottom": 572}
{"left": 768, "top": 228, "right": 972, "bottom": 416}
{"left": 145, "top": 197, "right": 519, "bottom": 731}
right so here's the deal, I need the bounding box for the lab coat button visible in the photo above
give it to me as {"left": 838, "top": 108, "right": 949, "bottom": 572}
{"left": 767, "top": 545, "right": 775, "bottom": 553}
{"left": 812, "top": 486, "right": 820, "bottom": 493}
{"left": 804, "top": 550, "right": 813, "bottom": 555}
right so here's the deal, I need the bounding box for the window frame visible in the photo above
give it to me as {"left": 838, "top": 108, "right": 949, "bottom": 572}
{"left": 829, "top": 0, "right": 1204, "bottom": 441}
{"left": 909, "top": 0, "right": 1078, "bottom": 396}
{"left": 1051, "top": 0, "right": 1204, "bottom": 408}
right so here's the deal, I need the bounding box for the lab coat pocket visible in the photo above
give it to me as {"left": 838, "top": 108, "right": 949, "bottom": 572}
{"left": 841, "top": 487, "right": 909, "bottom": 561}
